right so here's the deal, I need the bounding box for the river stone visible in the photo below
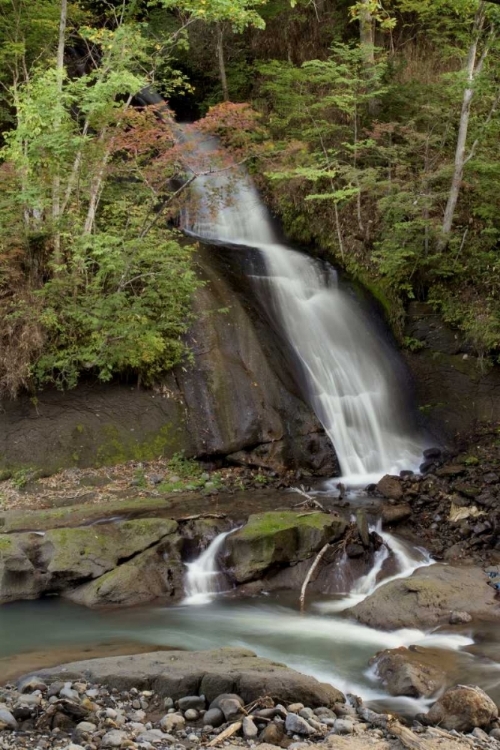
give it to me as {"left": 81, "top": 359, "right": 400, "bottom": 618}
{"left": 260, "top": 722, "right": 285, "bottom": 744}
{"left": 101, "top": 729, "right": 129, "bottom": 748}
{"left": 347, "top": 565, "right": 500, "bottom": 629}
{"left": 225, "top": 511, "right": 347, "bottom": 583}
{"left": 376, "top": 475, "right": 403, "bottom": 501}
{"left": 370, "top": 647, "right": 446, "bottom": 698}
{"left": 381, "top": 503, "right": 411, "bottom": 524}
{"left": 333, "top": 719, "right": 354, "bottom": 735}
{"left": 203, "top": 708, "right": 224, "bottom": 727}
{"left": 0, "top": 707, "right": 18, "bottom": 730}
{"left": 17, "top": 675, "right": 48, "bottom": 693}
{"left": 424, "top": 685, "right": 498, "bottom": 732}
{"left": 210, "top": 693, "right": 244, "bottom": 721}
{"left": 285, "top": 712, "right": 315, "bottom": 735}
{"left": 159, "top": 713, "right": 185, "bottom": 732}
{"left": 243, "top": 716, "right": 259, "bottom": 738}
{"left": 178, "top": 695, "right": 206, "bottom": 712}
{"left": 25, "top": 648, "right": 344, "bottom": 707}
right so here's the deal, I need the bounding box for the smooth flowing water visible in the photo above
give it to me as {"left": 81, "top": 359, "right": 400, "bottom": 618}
{"left": 183, "top": 529, "right": 233, "bottom": 605}
{"left": 182, "top": 134, "right": 425, "bottom": 484}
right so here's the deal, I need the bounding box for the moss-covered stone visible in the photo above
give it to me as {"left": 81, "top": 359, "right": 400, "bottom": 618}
{"left": 40, "top": 518, "right": 178, "bottom": 583}
{"left": 66, "top": 538, "right": 184, "bottom": 608}
{"left": 225, "top": 511, "right": 346, "bottom": 583}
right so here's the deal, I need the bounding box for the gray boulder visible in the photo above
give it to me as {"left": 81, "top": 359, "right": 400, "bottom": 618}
{"left": 423, "top": 685, "right": 498, "bottom": 732}
{"left": 370, "top": 647, "right": 446, "bottom": 698}
{"left": 22, "top": 647, "right": 344, "bottom": 707}
{"left": 347, "top": 565, "right": 500, "bottom": 629}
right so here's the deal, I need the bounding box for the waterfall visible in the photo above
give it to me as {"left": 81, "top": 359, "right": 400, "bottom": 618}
{"left": 182, "top": 132, "right": 425, "bottom": 484}
{"left": 183, "top": 530, "right": 232, "bottom": 605}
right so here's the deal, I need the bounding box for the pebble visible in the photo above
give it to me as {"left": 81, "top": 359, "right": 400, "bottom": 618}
{"left": 75, "top": 721, "right": 97, "bottom": 732}
{"left": 490, "top": 728, "right": 500, "bottom": 740}
{"left": 333, "top": 718, "right": 354, "bottom": 735}
{"left": 242, "top": 716, "right": 259, "bottom": 738}
{"left": 17, "top": 676, "right": 48, "bottom": 694}
{"left": 164, "top": 697, "right": 174, "bottom": 709}
{"left": 299, "top": 707, "right": 314, "bottom": 719}
{"left": 203, "top": 708, "right": 224, "bottom": 727}
{"left": 60, "top": 682, "right": 79, "bottom": 701}
{"left": 285, "top": 712, "right": 315, "bottom": 736}
{"left": 159, "top": 712, "right": 185, "bottom": 732}
{"left": 184, "top": 708, "right": 199, "bottom": 721}
{"left": 101, "top": 729, "right": 128, "bottom": 748}
{"left": 178, "top": 695, "right": 205, "bottom": 712}
{"left": 287, "top": 702, "right": 305, "bottom": 713}
{"left": 0, "top": 707, "right": 18, "bottom": 730}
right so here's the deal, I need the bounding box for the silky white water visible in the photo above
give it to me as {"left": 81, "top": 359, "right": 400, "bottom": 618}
{"left": 183, "top": 529, "right": 233, "bottom": 605}
{"left": 182, "top": 134, "right": 424, "bottom": 484}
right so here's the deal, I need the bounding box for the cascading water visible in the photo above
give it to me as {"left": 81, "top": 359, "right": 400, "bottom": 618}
{"left": 182, "top": 133, "right": 425, "bottom": 484}
{"left": 183, "top": 530, "right": 232, "bottom": 605}
{"left": 316, "top": 521, "right": 434, "bottom": 613}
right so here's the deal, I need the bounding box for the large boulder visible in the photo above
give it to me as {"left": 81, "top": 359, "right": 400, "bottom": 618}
{"left": 225, "top": 511, "right": 347, "bottom": 583}
{"left": 369, "top": 647, "right": 446, "bottom": 698}
{"left": 0, "top": 535, "right": 47, "bottom": 604}
{"left": 38, "top": 519, "right": 178, "bottom": 586}
{"left": 423, "top": 685, "right": 498, "bottom": 732}
{"left": 347, "top": 565, "right": 500, "bottom": 630}
{"left": 0, "top": 519, "right": 179, "bottom": 604}
{"left": 66, "top": 540, "right": 184, "bottom": 608}
{"left": 22, "top": 647, "right": 345, "bottom": 707}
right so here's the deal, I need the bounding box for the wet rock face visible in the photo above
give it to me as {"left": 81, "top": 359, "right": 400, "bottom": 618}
{"left": 423, "top": 685, "right": 498, "bottom": 732}
{"left": 404, "top": 301, "right": 500, "bottom": 436}
{"left": 347, "top": 564, "right": 500, "bottom": 630}
{"left": 0, "top": 247, "right": 337, "bottom": 477}
{"left": 0, "top": 519, "right": 185, "bottom": 606}
{"left": 370, "top": 647, "right": 446, "bottom": 698}
{"left": 224, "top": 511, "right": 347, "bottom": 583}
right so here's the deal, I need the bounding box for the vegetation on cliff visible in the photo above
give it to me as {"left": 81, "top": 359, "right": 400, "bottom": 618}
{"left": 1, "top": 0, "right": 499, "bottom": 396}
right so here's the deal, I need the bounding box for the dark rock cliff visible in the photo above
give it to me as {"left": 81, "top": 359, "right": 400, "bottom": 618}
{"left": 0, "top": 245, "right": 337, "bottom": 476}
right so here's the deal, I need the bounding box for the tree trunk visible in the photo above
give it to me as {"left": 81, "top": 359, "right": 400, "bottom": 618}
{"left": 439, "top": 2, "right": 488, "bottom": 248}
{"left": 358, "top": 0, "right": 378, "bottom": 115}
{"left": 52, "top": 0, "right": 67, "bottom": 265}
{"left": 216, "top": 23, "right": 229, "bottom": 102}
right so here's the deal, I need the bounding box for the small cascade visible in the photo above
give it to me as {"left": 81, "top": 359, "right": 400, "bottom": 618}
{"left": 183, "top": 530, "right": 232, "bottom": 605}
{"left": 181, "top": 131, "right": 425, "bottom": 485}
{"left": 317, "top": 524, "right": 433, "bottom": 614}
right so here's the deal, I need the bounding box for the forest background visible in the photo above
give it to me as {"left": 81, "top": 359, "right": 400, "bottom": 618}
{"left": 1, "top": 0, "right": 499, "bottom": 398}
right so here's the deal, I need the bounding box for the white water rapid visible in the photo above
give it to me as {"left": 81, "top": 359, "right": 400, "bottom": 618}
{"left": 182, "top": 134, "right": 424, "bottom": 484}
{"left": 183, "top": 530, "right": 232, "bottom": 605}
{"left": 316, "top": 521, "right": 434, "bottom": 614}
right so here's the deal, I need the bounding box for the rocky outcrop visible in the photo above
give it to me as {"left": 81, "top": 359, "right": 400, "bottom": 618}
{"left": 224, "top": 511, "right": 347, "bottom": 583}
{"left": 369, "top": 647, "right": 446, "bottom": 698}
{"left": 0, "top": 518, "right": 185, "bottom": 605}
{"left": 0, "top": 246, "right": 337, "bottom": 477}
{"left": 25, "top": 647, "right": 345, "bottom": 707}
{"left": 423, "top": 685, "right": 498, "bottom": 732}
{"left": 405, "top": 302, "right": 500, "bottom": 436}
{"left": 346, "top": 564, "right": 500, "bottom": 630}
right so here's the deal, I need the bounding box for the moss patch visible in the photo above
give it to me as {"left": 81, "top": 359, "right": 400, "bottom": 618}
{"left": 238, "top": 511, "right": 335, "bottom": 540}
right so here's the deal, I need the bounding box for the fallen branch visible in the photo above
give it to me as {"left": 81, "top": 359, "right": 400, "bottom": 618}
{"left": 177, "top": 513, "right": 227, "bottom": 522}
{"left": 299, "top": 543, "right": 330, "bottom": 613}
{"left": 207, "top": 721, "right": 242, "bottom": 746}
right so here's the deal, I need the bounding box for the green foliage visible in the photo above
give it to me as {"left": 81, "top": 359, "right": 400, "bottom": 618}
{"left": 32, "top": 223, "right": 199, "bottom": 389}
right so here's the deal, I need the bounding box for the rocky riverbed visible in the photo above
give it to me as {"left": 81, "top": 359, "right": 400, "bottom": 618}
{"left": 1, "top": 648, "right": 500, "bottom": 750}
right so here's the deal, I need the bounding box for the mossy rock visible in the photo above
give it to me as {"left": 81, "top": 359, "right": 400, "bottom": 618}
{"left": 0, "top": 534, "right": 45, "bottom": 604}
{"left": 225, "top": 511, "right": 346, "bottom": 583}
{"left": 39, "top": 518, "right": 178, "bottom": 585}
{"left": 66, "top": 537, "right": 184, "bottom": 608}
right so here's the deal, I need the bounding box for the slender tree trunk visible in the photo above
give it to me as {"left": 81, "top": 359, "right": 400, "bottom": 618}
{"left": 52, "top": 0, "right": 67, "bottom": 264}
{"left": 439, "top": 2, "right": 488, "bottom": 248}
{"left": 216, "top": 23, "right": 229, "bottom": 102}
{"left": 358, "top": 0, "right": 378, "bottom": 116}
